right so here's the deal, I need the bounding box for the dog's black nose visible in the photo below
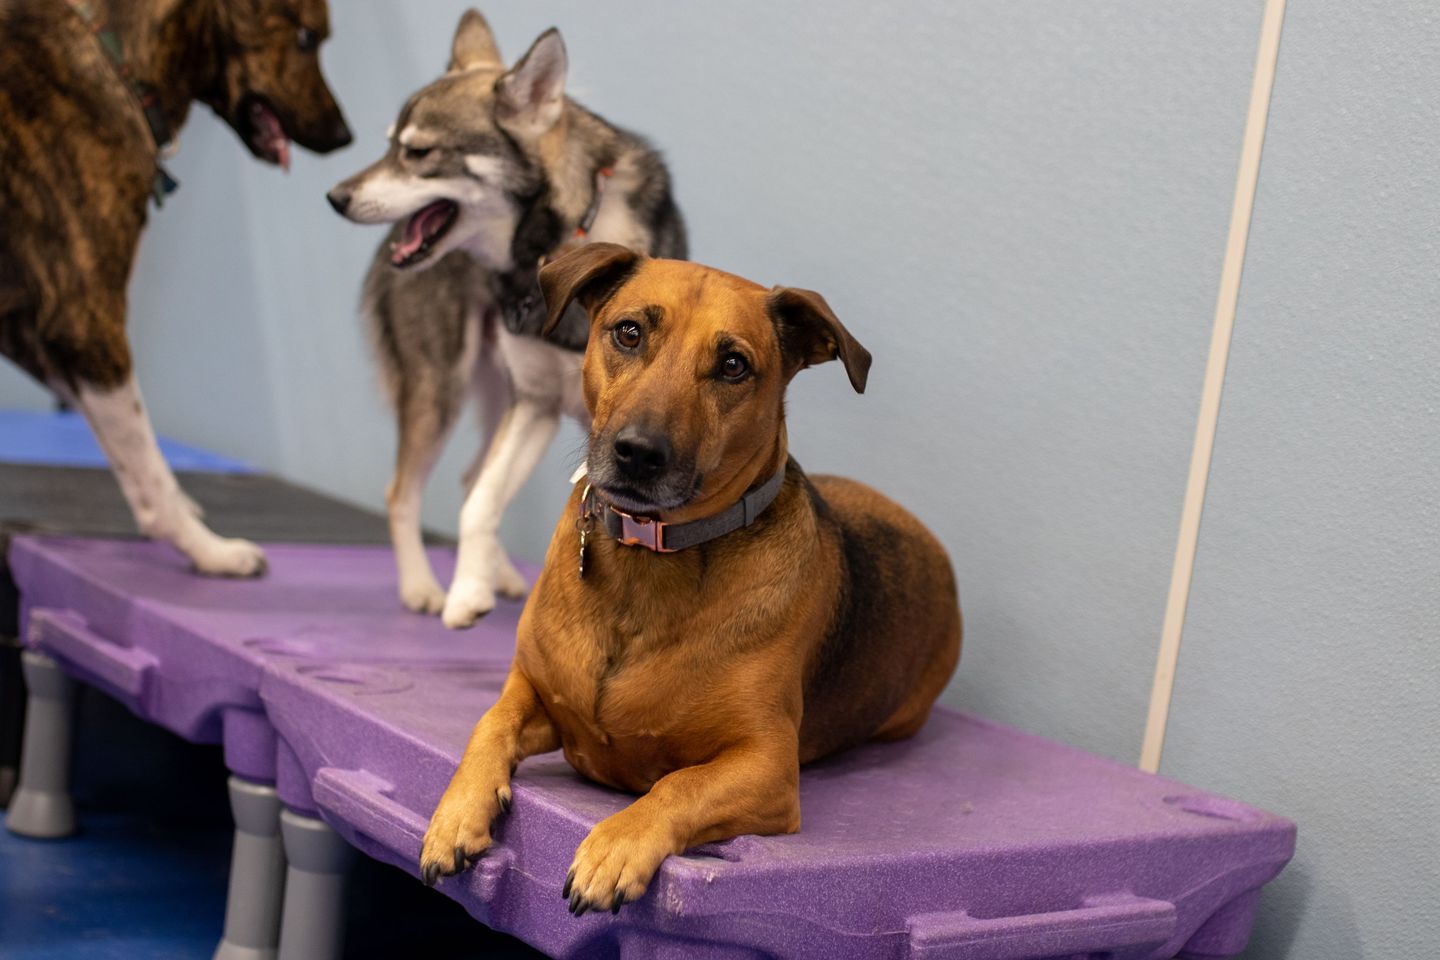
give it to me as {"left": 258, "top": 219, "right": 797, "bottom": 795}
{"left": 613, "top": 426, "right": 672, "bottom": 482}
{"left": 326, "top": 188, "right": 350, "bottom": 215}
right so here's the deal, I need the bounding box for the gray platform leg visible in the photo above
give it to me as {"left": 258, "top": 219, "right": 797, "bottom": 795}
{"left": 277, "top": 808, "right": 353, "bottom": 960}
{"left": 0, "top": 635, "right": 25, "bottom": 808}
{"left": 5, "top": 651, "right": 76, "bottom": 838}
{"left": 214, "top": 777, "right": 288, "bottom": 960}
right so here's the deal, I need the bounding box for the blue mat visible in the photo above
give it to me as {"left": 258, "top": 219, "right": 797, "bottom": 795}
{"left": 0, "top": 410, "right": 252, "bottom": 473}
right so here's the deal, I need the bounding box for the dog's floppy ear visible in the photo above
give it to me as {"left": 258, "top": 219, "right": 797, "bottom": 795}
{"left": 766, "top": 287, "right": 872, "bottom": 393}
{"left": 496, "top": 28, "right": 567, "bottom": 137}
{"left": 449, "top": 9, "right": 502, "bottom": 72}
{"left": 539, "top": 243, "right": 641, "bottom": 338}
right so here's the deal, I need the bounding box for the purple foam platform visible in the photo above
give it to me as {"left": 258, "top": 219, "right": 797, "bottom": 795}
{"left": 261, "top": 657, "right": 1292, "bottom": 960}
{"left": 9, "top": 536, "right": 524, "bottom": 784}
{"left": 12, "top": 534, "right": 1295, "bottom": 960}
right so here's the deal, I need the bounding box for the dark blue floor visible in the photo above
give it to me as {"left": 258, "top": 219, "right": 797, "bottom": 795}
{"left": 0, "top": 688, "right": 543, "bottom": 958}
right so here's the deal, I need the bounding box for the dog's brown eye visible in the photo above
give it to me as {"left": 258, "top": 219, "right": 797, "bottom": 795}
{"left": 613, "top": 321, "right": 643, "bottom": 351}
{"left": 403, "top": 146, "right": 432, "bottom": 161}
{"left": 296, "top": 27, "right": 319, "bottom": 52}
{"left": 720, "top": 353, "right": 749, "bottom": 382}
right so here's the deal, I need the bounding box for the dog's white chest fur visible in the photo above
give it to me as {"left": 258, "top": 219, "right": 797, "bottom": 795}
{"left": 496, "top": 328, "right": 586, "bottom": 418}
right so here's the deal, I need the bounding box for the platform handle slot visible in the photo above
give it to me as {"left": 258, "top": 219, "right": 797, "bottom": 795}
{"left": 26, "top": 608, "right": 156, "bottom": 701}
{"left": 907, "top": 895, "right": 1176, "bottom": 960}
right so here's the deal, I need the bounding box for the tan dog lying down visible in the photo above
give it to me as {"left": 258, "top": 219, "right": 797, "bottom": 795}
{"left": 422, "top": 244, "right": 961, "bottom": 914}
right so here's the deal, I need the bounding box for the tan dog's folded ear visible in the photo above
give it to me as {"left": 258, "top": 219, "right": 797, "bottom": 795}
{"left": 766, "top": 287, "right": 873, "bottom": 393}
{"left": 539, "top": 243, "right": 642, "bottom": 338}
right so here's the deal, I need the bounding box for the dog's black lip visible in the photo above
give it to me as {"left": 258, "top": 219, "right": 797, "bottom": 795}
{"left": 595, "top": 483, "right": 666, "bottom": 515}
{"left": 593, "top": 477, "right": 700, "bottom": 516}
{"left": 391, "top": 200, "right": 459, "bottom": 269}
{"left": 236, "top": 93, "right": 289, "bottom": 164}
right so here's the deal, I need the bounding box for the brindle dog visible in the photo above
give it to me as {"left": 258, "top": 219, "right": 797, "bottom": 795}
{"left": 422, "top": 243, "right": 961, "bottom": 915}
{"left": 0, "top": 0, "right": 350, "bottom": 575}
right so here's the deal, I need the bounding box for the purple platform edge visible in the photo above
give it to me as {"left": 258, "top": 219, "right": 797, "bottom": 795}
{"left": 10, "top": 535, "right": 1296, "bottom": 960}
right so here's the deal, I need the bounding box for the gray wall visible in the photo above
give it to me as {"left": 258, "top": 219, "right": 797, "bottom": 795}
{"left": 1161, "top": 1, "right": 1440, "bottom": 956}
{"left": 1, "top": 2, "right": 1434, "bottom": 956}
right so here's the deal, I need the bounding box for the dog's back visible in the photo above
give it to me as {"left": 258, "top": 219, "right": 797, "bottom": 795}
{"left": 799, "top": 475, "right": 962, "bottom": 762}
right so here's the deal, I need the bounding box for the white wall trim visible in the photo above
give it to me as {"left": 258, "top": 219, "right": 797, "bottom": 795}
{"left": 1140, "top": 0, "right": 1289, "bottom": 774}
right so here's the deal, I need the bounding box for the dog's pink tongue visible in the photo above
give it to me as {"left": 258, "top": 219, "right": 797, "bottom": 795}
{"left": 390, "top": 202, "right": 449, "bottom": 264}
{"left": 251, "top": 102, "right": 290, "bottom": 171}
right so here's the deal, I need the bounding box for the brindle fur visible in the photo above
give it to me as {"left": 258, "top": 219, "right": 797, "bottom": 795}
{"left": 422, "top": 247, "right": 961, "bottom": 915}
{"left": 0, "top": 0, "right": 349, "bottom": 576}
{"left": 0, "top": 0, "right": 350, "bottom": 390}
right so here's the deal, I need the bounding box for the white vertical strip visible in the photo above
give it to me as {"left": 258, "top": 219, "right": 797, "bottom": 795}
{"left": 1140, "top": 0, "right": 1288, "bottom": 774}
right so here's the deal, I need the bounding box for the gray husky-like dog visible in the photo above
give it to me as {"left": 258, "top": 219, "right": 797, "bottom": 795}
{"left": 327, "top": 10, "right": 685, "bottom": 628}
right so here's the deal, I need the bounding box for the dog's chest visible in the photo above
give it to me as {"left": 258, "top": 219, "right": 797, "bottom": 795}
{"left": 494, "top": 328, "right": 586, "bottom": 419}
{"left": 523, "top": 600, "right": 720, "bottom": 789}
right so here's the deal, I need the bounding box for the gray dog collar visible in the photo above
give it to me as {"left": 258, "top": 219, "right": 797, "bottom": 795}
{"left": 582, "top": 462, "right": 789, "bottom": 554}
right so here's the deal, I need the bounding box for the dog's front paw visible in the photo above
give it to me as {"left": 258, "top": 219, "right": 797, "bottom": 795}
{"left": 420, "top": 779, "right": 513, "bottom": 886}
{"left": 190, "top": 536, "right": 267, "bottom": 578}
{"left": 399, "top": 575, "right": 448, "bottom": 615}
{"left": 442, "top": 579, "right": 495, "bottom": 629}
{"left": 563, "top": 809, "right": 672, "bottom": 916}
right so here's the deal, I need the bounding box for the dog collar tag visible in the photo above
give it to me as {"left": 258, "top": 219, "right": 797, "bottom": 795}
{"left": 576, "top": 484, "right": 595, "bottom": 579}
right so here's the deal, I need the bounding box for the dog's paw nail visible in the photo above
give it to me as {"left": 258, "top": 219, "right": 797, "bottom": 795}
{"left": 561, "top": 868, "right": 575, "bottom": 900}
{"left": 611, "top": 892, "right": 624, "bottom": 914}
{"left": 452, "top": 846, "right": 466, "bottom": 874}
{"left": 498, "top": 790, "right": 512, "bottom": 815}
{"left": 421, "top": 862, "right": 440, "bottom": 887}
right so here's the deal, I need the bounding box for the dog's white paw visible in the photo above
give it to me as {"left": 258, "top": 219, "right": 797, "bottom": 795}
{"left": 190, "top": 536, "right": 267, "bottom": 578}
{"left": 399, "top": 576, "right": 448, "bottom": 615}
{"left": 494, "top": 558, "right": 529, "bottom": 600}
{"left": 442, "top": 579, "right": 496, "bottom": 629}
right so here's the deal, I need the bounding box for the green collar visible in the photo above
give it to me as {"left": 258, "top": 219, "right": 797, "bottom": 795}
{"left": 66, "top": 0, "right": 180, "bottom": 206}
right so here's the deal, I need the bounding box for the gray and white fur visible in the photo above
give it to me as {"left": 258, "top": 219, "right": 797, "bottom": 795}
{"left": 327, "top": 10, "right": 685, "bottom": 627}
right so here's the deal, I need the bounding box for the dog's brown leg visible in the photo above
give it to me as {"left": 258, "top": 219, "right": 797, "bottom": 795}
{"left": 564, "top": 741, "right": 800, "bottom": 915}
{"left": 420, "top": 669, "right": 559, "bottom": 885}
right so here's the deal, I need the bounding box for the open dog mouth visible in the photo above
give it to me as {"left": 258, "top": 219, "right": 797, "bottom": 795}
{"left": 241, "top": 96, "right": 291, "bottom": 170}
{"left": 390, "top": 200, "right": 459, "bottom": 268}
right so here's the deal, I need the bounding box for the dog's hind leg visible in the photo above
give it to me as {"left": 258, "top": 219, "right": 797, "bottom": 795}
{"left": 389, "top": 380, "right": 464, "bottom": 614}
{"left": 71, "top": 375, "right": 266, "bottom": 576}
{"left": 443, "top": 396, "right": 559, "bottom": 629}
